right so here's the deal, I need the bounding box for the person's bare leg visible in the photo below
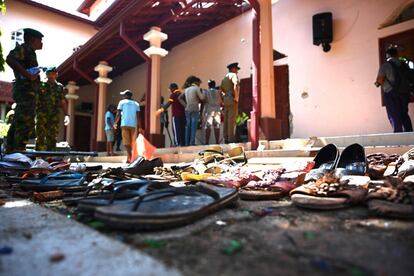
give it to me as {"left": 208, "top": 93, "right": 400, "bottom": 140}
{"left": 125, "top": 145, "right": 132, "bottom": 163}
{"left": 214, "top": 128, "right": 220, "bottom": 145}
{"left": 109, "top": 141, "right": 113, "bottom": 156}
{"left": 205, "top": 128, "right": 211, "bottom": 145}
{"left": 106, "top": 142, "right": 113, "bottom": 156}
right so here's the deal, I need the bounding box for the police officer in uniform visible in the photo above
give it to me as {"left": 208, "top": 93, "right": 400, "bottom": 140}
{"left": 35, "top": 67, "right": 69, "bottom": 151}
{"left": 220, "top": 62, "right": 240, "bottom": 143}
{"left": 5, "top": 28, "right": 43, "bottom": 152}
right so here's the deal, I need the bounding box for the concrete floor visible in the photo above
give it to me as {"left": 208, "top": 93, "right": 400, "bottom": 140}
{"left": 1, "top": 136, "right": 414, "bottom": 275}
{"left": 2, "top": 196, "right": 413, "bottom": 276}
{"left": 0, "top": 199, "right": 180, "bottom": 276}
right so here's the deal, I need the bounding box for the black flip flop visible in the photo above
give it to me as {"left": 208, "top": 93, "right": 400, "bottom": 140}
{"left": 76, "top": 179, "right": 170, "bottom": 212}
{"left": 94, "top": 184, "right": 238, "bottom": 230}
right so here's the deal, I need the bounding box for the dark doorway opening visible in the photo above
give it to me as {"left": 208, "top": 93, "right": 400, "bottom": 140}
{"left": 378, "top": 28, "right": 414, "bottom": 105}
{"left": 239, "top": 64, "right": 291, "bottom": 140}
{"left": 74, "top": 115, "right": 91, "bottom": 151}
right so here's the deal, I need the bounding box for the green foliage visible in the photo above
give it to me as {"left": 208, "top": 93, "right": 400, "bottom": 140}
{"left": 0, "top": 1, "right": 5, "bottom": 15}
{"left": 0, "top": 120, "right": 10, "bottom": 138}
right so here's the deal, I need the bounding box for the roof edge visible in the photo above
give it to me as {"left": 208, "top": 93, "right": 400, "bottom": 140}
{"left": 15, "top": 0, "right": 96, "bottom": 26}
{"left": 77, "top": 0, "right": 96, "bottom": 15}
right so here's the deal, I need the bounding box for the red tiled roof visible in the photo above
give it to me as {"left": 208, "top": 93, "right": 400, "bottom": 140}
{"left": 0, "top": 81, "right": 13, "bottom": 103}
{"left": 58, "top": 0, "right": 251, "bottom": 85}
{"left": 77, "top": 0, "right": 96, "bottom": 15}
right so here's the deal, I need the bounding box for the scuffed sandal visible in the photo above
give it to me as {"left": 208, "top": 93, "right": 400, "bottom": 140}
{"left": 94, "top": 183, "right": 238, "bottom": 230}
{"left": 197, "top": 146, "right": 224, "bottom": 164}
{"left": 367, "top": 177, "right": 414, "bottom": 219}
{"left": 290, "top": 173, "right": 368, "bottom": 210}
{"left": 76, "top": 180, "right": 170, "bottom": 212}
{"left": 219, "top": 146, "right": 247, "bottom": 165}
{"left": 366, "top": 153, "right": 399, "bottom": 180}
{"left": 240, "top": 170, "right": 305, "bottom": 200}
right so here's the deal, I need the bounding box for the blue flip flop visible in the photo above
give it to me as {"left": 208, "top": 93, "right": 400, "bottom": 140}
{"left": 20, "top": 171, "right": 86, "bottom": 192}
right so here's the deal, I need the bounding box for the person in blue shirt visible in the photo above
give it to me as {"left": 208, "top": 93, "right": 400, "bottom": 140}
{"left": 114, "top": 90, "right": 140, "bottom": 163}
{"left": 105, "top": 104, "right": 116, "bottom": 156}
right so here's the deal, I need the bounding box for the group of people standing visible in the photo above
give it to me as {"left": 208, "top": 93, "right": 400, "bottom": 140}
{"left": 5, "top": 28, "right": 69, "bottom": 153}
{"left": 158, "top": 62, "right": 240, "bottom": 147}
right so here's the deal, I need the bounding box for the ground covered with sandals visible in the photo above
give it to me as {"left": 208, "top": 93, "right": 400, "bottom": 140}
{"left": 1, "top": 145, "right": 414, "bottom": 275}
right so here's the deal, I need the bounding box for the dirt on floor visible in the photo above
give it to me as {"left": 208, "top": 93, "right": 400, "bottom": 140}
{"left": 42, "top": 197, "right": 414, "bottom": 276}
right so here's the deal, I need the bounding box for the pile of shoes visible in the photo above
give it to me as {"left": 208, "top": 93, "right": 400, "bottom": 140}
{"left": 1, "top": 143, "right": 413, "bottom": 233}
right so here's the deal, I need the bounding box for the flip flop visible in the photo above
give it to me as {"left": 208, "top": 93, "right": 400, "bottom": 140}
{"left": 76, "top": 179, "right": 170, "bottom": 212}
{"left": 19, "top": 171, "right": 87, "bottom": 192}
{"left": 94, "top": 183, "right": 238, "bottom": 230}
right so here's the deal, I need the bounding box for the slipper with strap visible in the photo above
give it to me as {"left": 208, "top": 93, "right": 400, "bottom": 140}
{"left": 94, "top": 183, "right": 238, "bottom": 230}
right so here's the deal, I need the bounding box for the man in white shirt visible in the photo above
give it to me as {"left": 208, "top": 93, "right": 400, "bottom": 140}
{"left": 114, "top": 90, "right": 140, "bottom": 163}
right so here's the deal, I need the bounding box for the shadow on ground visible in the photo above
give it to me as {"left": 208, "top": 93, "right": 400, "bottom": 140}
{"left": 62, "top": 199, "right": 414, "bottom": 276}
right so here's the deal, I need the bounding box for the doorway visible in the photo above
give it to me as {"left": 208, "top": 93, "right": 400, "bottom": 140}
{"left": 379, "top": 28, "right": 414, "bottom": 104}
{"left": 239, "top": 64, "right": 290, "bottom": 139}
{"left": 74, "top": 114, "right": 92, "bottom": 151}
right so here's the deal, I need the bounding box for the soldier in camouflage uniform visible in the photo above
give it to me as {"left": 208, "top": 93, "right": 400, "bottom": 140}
{"left": 35, "top": 67, "right": 69, "bottom": 151}
{"left": 5, "top": 28, "right": 44, "bottom": 152}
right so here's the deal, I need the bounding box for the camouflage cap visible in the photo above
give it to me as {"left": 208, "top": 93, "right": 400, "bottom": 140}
{"left": 45, "top": 66, "right": 57, "bottom": 73}
{"left": 24, "top": 28, "right": 44, "bottom": 38}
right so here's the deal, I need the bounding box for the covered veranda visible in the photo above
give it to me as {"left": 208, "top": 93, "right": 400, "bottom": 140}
{"left": 58, "top": 0, "right": 279, "bottom": 152}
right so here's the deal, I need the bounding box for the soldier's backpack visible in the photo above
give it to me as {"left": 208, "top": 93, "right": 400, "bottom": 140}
{"left": 387, "top": 59, "right": 414, "bottom": 95}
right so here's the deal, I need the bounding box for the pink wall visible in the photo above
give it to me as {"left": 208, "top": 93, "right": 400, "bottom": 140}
{"left": 98, "top": 0, "right": 414, "bottom": 144}
{"left": 0, "top": 0, "right": 97, "bottom": 82}
{"left": 272, "top": 0, "right": 414, "bottom": 137}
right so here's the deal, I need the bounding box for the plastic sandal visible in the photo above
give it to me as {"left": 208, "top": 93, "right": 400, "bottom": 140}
{"left": 94, "top": 183, "right": 238, "bottom": 230}
{"left": 19, "top": 171, "right": 87, "bottom": 192}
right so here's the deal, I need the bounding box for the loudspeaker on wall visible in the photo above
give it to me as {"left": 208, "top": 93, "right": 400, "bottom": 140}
{"left": 313, "top": 12, "right": 333, "bottom": 52}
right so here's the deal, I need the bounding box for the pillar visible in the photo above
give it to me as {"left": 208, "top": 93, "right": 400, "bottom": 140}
{"left": 65, "top": 81, "right": 79, "bottom": 146}
{"left": 259, "top": 0, "right": 279, "bottom": 140}
{"left": 94, "top": 61, "right": 113, "bottom": 151}
{"left": 0, "top": 104, "right": 6, "bottom": 121}
{"left": 143, "top": 26, "right": 168, "bottom": 147}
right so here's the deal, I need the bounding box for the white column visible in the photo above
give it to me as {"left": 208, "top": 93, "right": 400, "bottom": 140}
{"left": 65, "top": 81, "right": 80, "bottom": 146}
{"left": 144, "top": 27, "right": 168, "bottom": 134}
{"left": 94, "top": 61, "right": 113, "bottom": 144}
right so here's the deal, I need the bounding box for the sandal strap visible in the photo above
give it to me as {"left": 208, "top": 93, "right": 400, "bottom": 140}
{"left": 132, "top": 184, "right": 220, "bottom": 211}
{"left": 198, "top": 149, "right": 224, "bottom": 156}
{"left": 40, "top": 171, "right": 84, "bottom": 184}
